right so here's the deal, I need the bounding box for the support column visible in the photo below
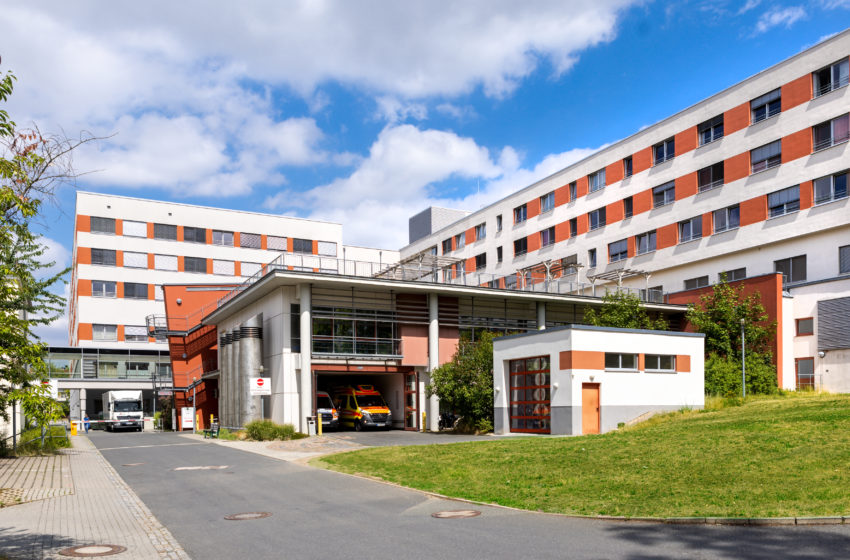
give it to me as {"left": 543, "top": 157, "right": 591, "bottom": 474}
{"left": 240, "top": 313, "right": 263, "bottom": 426}
{"left": 69, "top": 389, "right": 81, "bottom": 421}
{"left": 80, "top": 388, "right": 87, "bottom": 421}
{"left": 427, "top": 293, "right": 440, "bottom": 432}
{"left": 537, "top": 301, "right": 546, "bottom": 330}
{"left": 219, "top": 333, "right": 229, "bottom": 427}
{"left": 299, "top": 284, "right": 313, "bottom": 434}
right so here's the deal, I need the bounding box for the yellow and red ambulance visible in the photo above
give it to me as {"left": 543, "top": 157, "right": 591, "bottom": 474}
{"left": 332, "top": 385, "right": 392, "bottom": 431}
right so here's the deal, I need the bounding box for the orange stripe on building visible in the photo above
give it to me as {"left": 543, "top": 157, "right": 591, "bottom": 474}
{"left": 656, "top": 223, "right": 678, "bottom": 250}
{"left": 675, "top": 172, "right": 698, "bottom": 200}
{"left": 724, "top": 102, "right": 750, "bottom": 136}
{"left": 782, "top": 128, "right": 812, "bottom": 163}
{"left": 115, "top": 219, "right": 123, "bottom": 236}
{"left": 632, "top": 146, "right": 652, "bottom": 175}
{"left": 799, "top": 180, "right": 813, "bottom": 210}
{"left": 739, "top": 195, "right": 767, "bottom": 227}
{"left": 781, "top": 74, "right": 812, "bottom": 112}
{"left": 724, "top": 152, "right": 750, "bottom": 183}
{"left": 78, "top": 323, "right": 93, "bottom": 341}
{"left": 77, "top": 247, "right": 91, "bottom": 265}
{"left": 76, "top": 215, "right": 91, "bottom": 233}
{"left": 77, "top": 279, "right": 92, "bottom": 297}
{"left": 554, "top": 185, "right": 569, "bottom": 206}
{"left": 554, "top": 221, "right": 570, "bottom": 243}
{"left": 606, "top": 200, "right": 623, "bottom": 224}
{"left": 675, "top": 126, "right": 697, "bottom": 156}
{"left": 559, "top": 350, "right": 604, "bottom": 370}
{"left": 605, "top": 161, "right": 623, "bottom": 185}
{"left": 527, "top": 198, "right": 541, "bottom": 219}
{"left": 676, "top": 355, "right": 691, "bottom": 373}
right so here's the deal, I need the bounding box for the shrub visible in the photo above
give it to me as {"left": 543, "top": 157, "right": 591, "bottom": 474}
{"left": 244, "top": 420, "right": 306, "bottom": 441}
{"left": 1, "top": 425, "right": 70, "bottom": 456}
{"left": 705, "top": 354, "right": 778, "bottom": 397}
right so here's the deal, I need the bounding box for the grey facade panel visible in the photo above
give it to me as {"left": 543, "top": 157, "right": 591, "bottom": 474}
{"left": 408, "top": 206, "right": 470, "bottom": 244}
{"left": 818, "top": 296, "right": 850, "bottom": 350}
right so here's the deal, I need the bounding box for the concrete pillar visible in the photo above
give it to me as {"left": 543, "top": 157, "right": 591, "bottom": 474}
{"left": 80, "top": 388, "right": 87, "bottom": 420}
{"left": 427, "top": 293, "right": 440, "bottom": 432}
{"left": 537, "top": 301, "right": 546, "bottom": 330}
{"left": 299, "top": 284, "right": 313, "bottom": 434}
{"left": 219, "top": 333, "right": 228, "bottom": 427}
{"left": 232, "top": 328, "right": 242, "bottom": 427}
{"left": 239, "top": 313, "right": 263, "bottom": 425}
{"left": 69, "top": 389, "right": 81, "bottom": 421}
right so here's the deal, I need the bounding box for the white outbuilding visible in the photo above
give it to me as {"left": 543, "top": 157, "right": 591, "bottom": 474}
{"left": 493, "top": 325, "right": 705, "bottom": 435}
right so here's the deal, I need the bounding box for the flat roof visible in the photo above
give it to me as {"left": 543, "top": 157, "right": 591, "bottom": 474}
{"left": 493, "top": 323, "right": 705, "bottom": 343}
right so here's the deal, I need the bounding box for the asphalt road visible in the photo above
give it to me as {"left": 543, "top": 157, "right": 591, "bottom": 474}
{"left": 90, "top": 431, "right": 850, "bottom": 560}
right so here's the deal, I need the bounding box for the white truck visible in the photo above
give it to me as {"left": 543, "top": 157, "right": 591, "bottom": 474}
{"left": 102, "top": 390, "right": 144, "bottom": 432}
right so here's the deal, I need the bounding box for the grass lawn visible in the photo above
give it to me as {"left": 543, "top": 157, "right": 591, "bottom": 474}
{"left": 318, "top": 393, "right": 850, "bottom": 518}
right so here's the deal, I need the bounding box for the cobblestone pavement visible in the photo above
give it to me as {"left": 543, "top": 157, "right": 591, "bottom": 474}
{"left": 0, "top": 436, "right": 190, "bottom": 559}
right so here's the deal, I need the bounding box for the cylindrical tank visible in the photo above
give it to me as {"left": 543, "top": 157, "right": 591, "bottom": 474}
{"left": 239, "top": 313, "right": 263, "bottom": 425}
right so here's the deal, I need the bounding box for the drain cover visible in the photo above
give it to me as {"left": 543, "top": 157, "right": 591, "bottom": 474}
{"left": 224, "top": 512, "right": 272, "bottom": 521}
{"left": 58, "top": 544, "right": 127, "bottom": 557}
{"left": 431, "top": 510, "right": 481, "bottom": 519}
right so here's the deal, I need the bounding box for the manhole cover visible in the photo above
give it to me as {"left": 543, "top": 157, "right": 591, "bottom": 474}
{"left": 224, "top": 512, "right": 272, "bottom": 521}
{"left": 431, "top": 510, "right": 481, "bottom": 519}
{"left": 58, "top": 544, "right": 127, "bottom": 557}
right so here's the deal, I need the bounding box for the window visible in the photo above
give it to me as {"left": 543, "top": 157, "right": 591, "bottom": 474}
{"left": 90, "top": 217, "right": 115, "bottom": 234}
{"left": 508, "top": 356, "right": 551, "bottom": 434}
{"left": 153, "top": 223, "right": 177, "bottom": 240}
{"left": 653, "top": 181, "right": 675, "bottom": 207}
{"left": 123, "top": 251, "right": 146, "bottom": 268}
{"left": 475, "top": 253, "right": 486, "bottom": 270}
{"left": 540, "top": 226, "right": 555, "bottom": 247}
{"left": 91, "top": 248, "right": 116, "bottom": 266}
{"left": 124, "top": 326, "right": 148, "bottom": 343}
{"left": 653, "top": 137, "right": 675, "bottom": 165}
{"left": 623, "top": 156, "right": 633, "bottom": 178}
{"left": 608, "top": 239, "right": 628, "bottom": 263}
{"left": 318, "top": 241, "right": 337, "bottom": 257}
{"left": 428, "top": 246, "right": 437, "bottom": 256}
{"left": 796, "top": 358, "right": 815, "bottom": 390}
{"left": 496, "top": 215, "right": 503, "bottom": 232}
{"left": 813, "top": 114, "right": 849, "bottom": 152}
{"left": 290, "top": 304, "right": 301, "bottom": 352}
{"left": 569, "top": 218, "right": 577, "bottom": 237}
{"left": 698, "top": 162, "right": 724, "bottom": 192}
{"left": 497, "top": 246, "right": 503, "bottom": 263}
{"left": 241, "top": 262, "right": 261, "bottom": 277}
{"left": 92, "top": 280, "right": 116, "bottom": 298}
{"left": 183, "top": 227, "right": 206, "bottom": 243}
{"left": 841, "top": 245, "right": 850, "bottom": 274}
{"left": 698, "top": 115, "right": 724, "bottom": 145}
{"left": 814, "top": 171, "right": 848, "bottom": 204}
{"left": 623, "top": 196, "right": 633, "bottom": 219}
{"left": 540, "top": 191, "right": 555, "bottom": 213}
{"left": 292, "top": 238, "right": 312, "bottom": 254}
{"left": 605, "top": 353, "right": 637, "bottom": 370}
{"left": 775, "top": 255, "right": 806, "bottom": 285}
{"left": 721, "top": 267, "right": 746, "bottom": 282}
{"left": 124, "top": 282, "right": 148, "bottom": 299}
{"left": 713, "top": 205, "right": 740, "bottom": 233}
{"left": 684, "top": 276, "right": 709, "bottom": 290}
{"left": 475, "top": 223, "right": 486, "bottom": 240}
{"left": 456, "top": 232, "right": 467, "bottom": 250}
{"left": 267, "top": 235, "right": 287, "bottom": 251}
{"left": 751, "top": 140, "right": 781, "bottom": 173}
{"left": 796, "top": 318, "right": 814, "bottom": 336}
{"left": 513, "top": 237, "right": 528, "bottom": 256}
{"left": 679, "top": 216, "right": 702, "bottom": 243}
{"left": 768, "top": 185, "right": 800, "bottom": 218}
{"left": 645, "top": 354, "right": 675, "bottom": 372}
{"left": 154, "top": 254, "right": 178, "bottom": 271}
{"left": 751, "top": 88, "right": 781, "bottom": 123}
{"left": 813, "top": 58, "right": 849, "bottom": 98}
{"left": 514, "top": 204, "right": 527, "bottom": 224}
{"left": 93, "top": 324, "right": 117, "bottom": 342}
{"left": 562, "top": 254, "right": 578, "bottom": 274}
{"left": 212, "top": 230, "right": 234, "bottom": 246}
{"left": 240, "top": 232, "right": 261, "bottom": 248}
{"left": 569, "top": 181, "right": 577, "bottom": 201}
{"left": 636, "top": 230, "right": 656, "bottom": 255}
{"left": 213, "top": 260, "right": 235, "bottom": 275}
{"left": 589, "top": 169, "right": 606, "bottom": 192}
{"left": 442, "top": 238, "right": 453, "bottom": 254}
{"left": 154, "top": 285, "right": 164, "bottom": 301}
{"left": 122, "top": 220, "right": 146, "bottom": 237}
{"left": 588, "top": 207, "right": 606, "bottom": 230}
{"left": 184, "top": 256, "right": 206, "bottom": 273}
{"left": 588, "top": 248, "right": 597, "bottom": 268}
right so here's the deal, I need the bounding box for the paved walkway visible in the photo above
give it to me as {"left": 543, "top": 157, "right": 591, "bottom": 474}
{"left": 0, "top": 436, "right": 189, "bottom": 559}
{"left": 0, "top": 454, "right": 74, "bottom": 507}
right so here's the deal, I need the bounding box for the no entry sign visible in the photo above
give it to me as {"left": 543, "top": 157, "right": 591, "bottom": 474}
{"left": 251, "top": 377, "right": 272, "bottom": 396}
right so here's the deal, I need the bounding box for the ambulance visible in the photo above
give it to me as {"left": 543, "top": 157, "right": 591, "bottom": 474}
{"left": 332, "top": 385, "right": 392, "bottom": 430}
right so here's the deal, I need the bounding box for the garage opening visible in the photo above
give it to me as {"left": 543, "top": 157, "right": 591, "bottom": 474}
{"left": 313, "top": 369, "right": 419, "bottom": 431}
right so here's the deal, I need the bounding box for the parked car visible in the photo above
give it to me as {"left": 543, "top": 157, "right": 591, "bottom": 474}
{"left": 332, "top": 385, "right": 392, "bottom": 431}
{"left": 316, "top": 391, "right": 339, "bottom": 431}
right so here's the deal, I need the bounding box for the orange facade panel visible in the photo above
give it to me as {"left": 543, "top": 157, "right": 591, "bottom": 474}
{"left": 76, "top": 215, "right": 91, "bottom": 233}
{"left": 576, "top": 176, "right": 589, "bottom": 198}
{"left": 605, "top": 161, "right": 623, "bottom": 185}
{"left": 147, "top": 222, "right": 154, "bottom": 239}
{"left": 676, "top": 355, "right": 691, "bottom": 373}
{"left": 77, "top": 279, "right": 92, "bottom": 297}
{"left": 724, "top": 102, "right": 750, "bottom": 136}
{"left": 781, "top": 74, "right": 812, "bottom": 112}
{"left": 78, "top": 323, "right": 93, "bottom": 341}
{"left": 701, "top": 213, "right": 712, "bottom": 237}
{"left": 606, "top": 200, "right": 623, "bottom": 224}
{"left": 527, "top": 232, "right": 541, "bottom": 253}
{"left": 559, "top": 350, "right": 604, "bottom": 370}
{"left": 77, "top": 247, "right": 91, "bottom": 265}
{"left": 527, "top": 197, "right": 541, "bottom": 219}
{"left": 725, "top": 152, "right": 750, "bottom": 183}
{"left": 115, "top": 219, "right": 123, "bottom": 236}
{"left": 632, "top": 146, "right": 652, "bottom": 175}
{"left": 633, "top": 189, "right": 653, "bottom": 216}
{"left": 675, "top": 126, "right": 697, "bottom": 156}
{"left": 555, "top": 221, "right": 570, "bottom": 243}
{"left": 740, "top": 195, "right": 767, "bottom": 227}
{"left": 576, "top": 214, "right": 589, "bottom": 236}
{"left": 465, "top": 226, "right": 477, "bottom": 244}
{"left": 674, "top": 172, "right": 698, "bottom": 200}
{"left": 555, "top": 185, "right": 569, "bottom": 206}
{"left": 782, "top": 128, "right": 812, "bottom": 163}
{"left": 656, "top": 223, "right": 678, "bottom": 250}
{"left": 799, "top": 180, "right": 813, "bottom": 210}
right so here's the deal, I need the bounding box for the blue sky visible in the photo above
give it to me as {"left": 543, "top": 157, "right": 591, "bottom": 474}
{"left": 1, "top": 1, "right": 848, "bottom": 343}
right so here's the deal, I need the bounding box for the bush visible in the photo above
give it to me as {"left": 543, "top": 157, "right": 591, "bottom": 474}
{"left": 1, "top": 425, "right": 70, "bottom": 456}
{"left": 705, "top": 354, "right": 778, "bottom": 397}
{"left": 243, "top": 420, "right": 306, "bottom": 441}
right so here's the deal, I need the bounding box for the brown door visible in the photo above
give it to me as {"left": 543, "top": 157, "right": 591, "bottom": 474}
{"left": 581, "top": 383, "right": 600, "bottom": 435}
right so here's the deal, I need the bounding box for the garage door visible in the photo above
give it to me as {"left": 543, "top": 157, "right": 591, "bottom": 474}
{"left": 509, "top": 356, "right": 550, "bottom": 434}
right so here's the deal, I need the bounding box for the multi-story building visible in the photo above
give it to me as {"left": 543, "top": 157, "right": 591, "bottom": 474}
{"left": 402, "top": 29, "right": 850, "bottom": 392}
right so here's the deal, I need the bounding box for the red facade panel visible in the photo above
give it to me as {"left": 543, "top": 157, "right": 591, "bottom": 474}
{"left": 675, "top": 126, "right": 697, "bottom": 156}
{"left": 675, "top": 172, "right": 698, "bottom": 200}
{"left": 725, "top": 152, "right": 750, "bottom": 183}
{"left": 781, "top": 74, "right": 813, "bottom": 112}
{"left": 632, "top": 147, "right": 652, "bottom": 175}
{"left": 724, "top": 102, "right": 750, "bottom": 136}
{"left": 782, "top": 128, "right": 812, "bottom": 163}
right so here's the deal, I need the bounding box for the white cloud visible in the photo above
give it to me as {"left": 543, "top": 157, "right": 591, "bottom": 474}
{"left": 36, "top": 236, "right": 72, "bottom": 279}
{"left": 754, "top": 6, "right": 806, "bottom": 35}
{"left": 738, "top": 0, "right": 761, "bottom": 14}
{"left": 436, "top": 103, "right": 478, "bottom": 121}
{"left": 374, "top": 97, "right": 429, "bottom": 123}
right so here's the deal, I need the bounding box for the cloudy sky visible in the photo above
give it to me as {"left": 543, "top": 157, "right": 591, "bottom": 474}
{"left": 1, "top": 1, "right": 848, "bottom": 344}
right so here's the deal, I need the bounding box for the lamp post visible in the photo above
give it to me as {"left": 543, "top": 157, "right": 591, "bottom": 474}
{"left": 740, "top": 318, "right": 746, "bottom": 399}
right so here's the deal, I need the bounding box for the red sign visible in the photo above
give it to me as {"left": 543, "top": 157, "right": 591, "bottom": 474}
{"left": 256, "top": 378, "right": 264, "bottom": 387}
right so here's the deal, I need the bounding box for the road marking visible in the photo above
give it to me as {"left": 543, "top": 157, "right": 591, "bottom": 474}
{"left": 98, "top": 443, "right": 207, "bottom": 451}
{"left": 174, "top": 465, "right": 230, "bottom": 471}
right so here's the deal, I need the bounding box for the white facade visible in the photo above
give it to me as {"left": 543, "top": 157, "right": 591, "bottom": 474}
{"left": 70, "top": 191, "right": 398, "bottom": 350}
{"left": 493, "top": 325, "right": 705, "bottom": 435}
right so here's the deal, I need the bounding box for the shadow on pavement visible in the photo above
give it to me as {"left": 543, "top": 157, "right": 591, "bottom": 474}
{"left": 606, "top": 522, "right": 850, "bottom": 559}
{"left": 0, "top": 526, "right": 78, "bottom": 559}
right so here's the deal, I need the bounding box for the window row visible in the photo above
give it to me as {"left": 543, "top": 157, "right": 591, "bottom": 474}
{"left": 92, "top": 324, "right": 156, "bottom": 343}
{"left": 88, "top": 249, "right": 264, "bottom": 276}
{"left": 605, "top": 353, "right": 676, "bottom": 373}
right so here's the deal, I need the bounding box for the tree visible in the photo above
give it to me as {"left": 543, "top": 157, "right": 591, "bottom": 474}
{"left": 426, "top": 331, "right": 497, "bottom": 432}
{"left": 0, "top": 65, "right": 90, "bottom": 430}
{"left": 685, "top": 278, "right": 777, "bottom": 395}
{"left": 583, "top": 291, "right": 668, "bottom": 330}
